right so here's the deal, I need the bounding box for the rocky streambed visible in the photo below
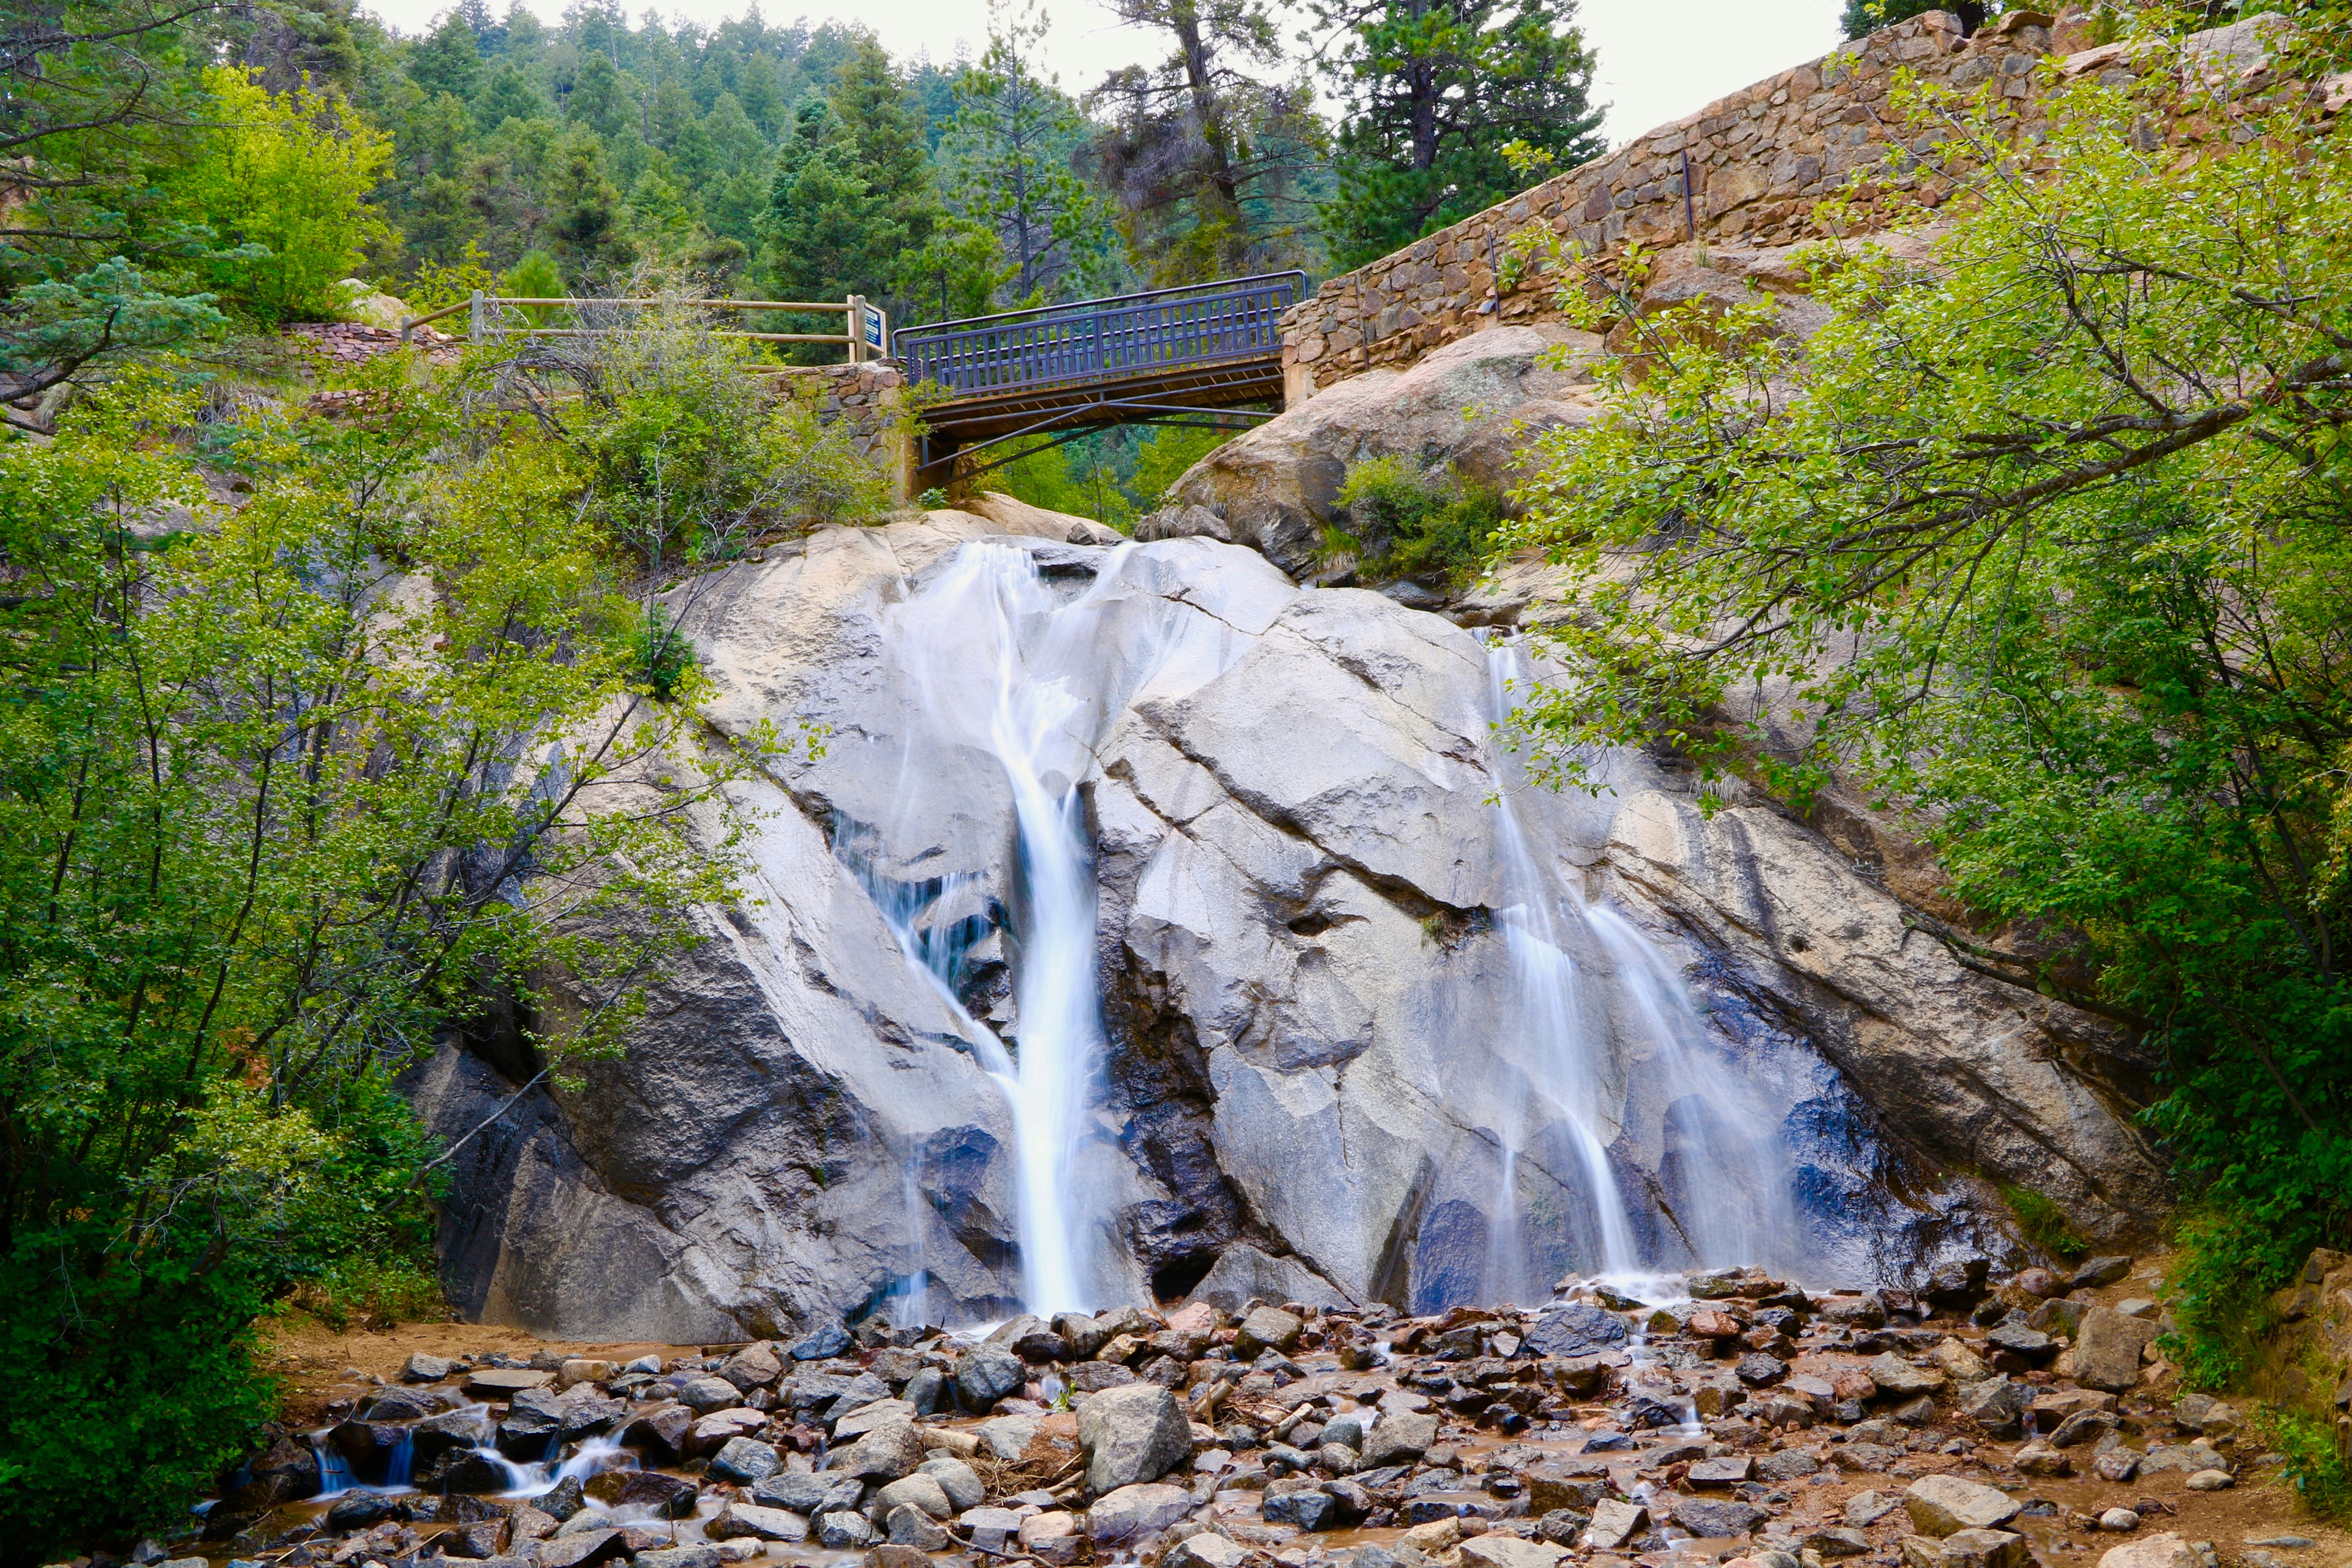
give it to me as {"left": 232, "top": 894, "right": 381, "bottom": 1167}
{"left": 160, "top": 1255, "right": 2314, "bottom": 1568}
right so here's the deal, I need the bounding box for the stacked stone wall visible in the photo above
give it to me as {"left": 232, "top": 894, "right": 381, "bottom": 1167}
{"left": 1281, "top": 9, "right": 2335, "bottom": 397}
{"left": 773, "top": 361, "right": 913, "bottom": 500}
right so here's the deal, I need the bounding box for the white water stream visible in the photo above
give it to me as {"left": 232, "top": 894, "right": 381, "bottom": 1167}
{"left": 1479, "top": 639, "right": 1800, "bottom": 1295}
{"left": 838, "top": 541, "right": 1804, "bottom": 1318}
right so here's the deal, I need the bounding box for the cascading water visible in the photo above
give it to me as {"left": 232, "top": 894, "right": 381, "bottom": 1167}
{"left": 1479, "top": 638, "right": 1800, "bottom": 1289}
{"left": 856, "top": 541, "right": 1225, "bottom": 1315}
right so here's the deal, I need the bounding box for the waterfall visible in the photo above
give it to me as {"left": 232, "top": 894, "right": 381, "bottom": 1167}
{"left": 867, "top": 541, "right": 1208, "bottom": 1315}
{"left": 1482, "top": 643, "right": 1642, "bottom": 1293}
{"left": 1479, "top": 639, "right": 1799, "bottom": 1286}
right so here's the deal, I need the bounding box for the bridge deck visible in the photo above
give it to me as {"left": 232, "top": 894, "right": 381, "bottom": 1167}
{"left": 894, "top": 272, "right": 1302, "bottom": 481}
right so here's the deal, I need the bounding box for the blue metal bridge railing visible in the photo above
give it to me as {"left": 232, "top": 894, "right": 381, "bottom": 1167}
{"left": 894, "top": 271, "right": 1306, "bottom": 398}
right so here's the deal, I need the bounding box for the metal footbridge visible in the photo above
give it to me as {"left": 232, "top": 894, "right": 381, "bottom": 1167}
{"left": 892, "top": 271, "right": 1303, "bottom": 485}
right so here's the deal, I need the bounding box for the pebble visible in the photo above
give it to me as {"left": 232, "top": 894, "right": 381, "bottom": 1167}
{"left": 2098, "top": 1509, "right": 2140, "bottom": 1531}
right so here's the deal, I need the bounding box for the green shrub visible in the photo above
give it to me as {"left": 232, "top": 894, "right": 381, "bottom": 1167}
{"left": 1332, "top": 454, "right": 1504, "bottom": 586}
{"left": 2160, "top": 1206, "right": 2297, "bottom": 1391}
{"left": 2001, "top": 1183, "right": 2090, "bottom": 1264}
{"left": 2258, "top": 1407, "right": 2352, "bottom": 1521}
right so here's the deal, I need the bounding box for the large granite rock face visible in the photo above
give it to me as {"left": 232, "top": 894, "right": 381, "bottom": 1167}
{"left": 1140, "top": 326, "right": 1606, "bottom": 579}
{"left": 407, "top": 502, "right": 2165, "bottom": 1341}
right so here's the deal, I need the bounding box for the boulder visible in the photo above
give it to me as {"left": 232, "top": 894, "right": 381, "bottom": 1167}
{"left": 752, "top": 1472, "right": 865, "bottom": 1515}
{"left": 2096, "top": 1534, "right": 2202, "bottom": 1568}
{"left": 407, "top": 511, "right": 2171, "bottom": 1342}
{"left": 708, "top": 1437, "right": 781, "bottom": 1483}
{"left": 1523, "top": 1305, "right": 1628, "bottom": 1359}
{"left": 1077, "top": 1383, "right": 1192, "bottom": 1492}
{"left": 1360, "top": 1410, "right": 1439, "bottom": 1467}
{"left": 875, "top": 1474, "right": 955, "bottom": 1521}
{"left": 956, "top": 1346, "right": 1027, "bottom": 1408}
{"left": 582, "top": 1471, "right": 698, "bottom": 1518}
{"left": 1899, "top": 1531, "right": 2029, "bottom": 1568}
{"left": 2073, "top": 1308, "right": 2160, "bottom": 1392}
{"left": 1866, "top": 1354, "right": 1947, "bottom": 1398}
{"left": 817, "top": 1513, "right": 874, "bottom": 1550}
{"left": 827, "top": 1420, "right": 926, "bottom": 1482}
{"left": 1234, "top": 1306, "right": 1304, "bottom": 1358}
{"left": 1904, "top": 1477, "right": 2021, "bottom": 1537}
{"left": 710, "top": 1504, "right": 810, "bottom": 1543}
{"left": 918, "top": 1456, "right": 985, "bottom": 1511}
{"left": 1166, "top": 1534, "right": 1256, "bottom": 1568}
{"left": 1669, "top": 1498, "right": 1767, "bottom": 1537}
{"left": 1460, "top": 1538, "right": 1570, "bottom": 1568}
{"left": 884, "top": 1505, "right": 953, "bottom": 1550}
{"left": 403, "top": 1354, "right": 459, "bottom": 1382}
{"left": 1089, "top": 1483, "right": 1194, "bottom": 1540}
{"left": 1583, "top": 1502, "right": 1649, "bottom": 1553}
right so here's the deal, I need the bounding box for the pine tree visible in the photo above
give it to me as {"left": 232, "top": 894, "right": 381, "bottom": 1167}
{"left": 1314, "top": 0, "right": 1604, "bottom": 270}
{"left": 761, "top": 101, "right": 907, "bottom": 306}
{"left": 475, "top": 61, "right": 547, "bottom": 129}
{"left": 940, "top": 0, "right": 1115, "bottom": 305}
{"left": 409, "top": 11, "right": 482, "bottom": 99}
{"left": 1090, "top": 0, "right": 1322, "bottom": 282}
{"left": 823, "top": 34, "right": 942, "bottom": 312}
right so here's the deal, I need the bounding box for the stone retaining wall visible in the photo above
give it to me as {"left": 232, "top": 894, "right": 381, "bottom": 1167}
{"left": 780, "top": 361, "right": 913, "bottom": 500}
{"left": 1279, "top": 9, "right": 2323, "bottom": 398}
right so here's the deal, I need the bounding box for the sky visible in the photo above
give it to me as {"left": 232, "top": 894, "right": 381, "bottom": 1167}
{"left": 363, "top": 0, "right": 1847, "bottom": 151}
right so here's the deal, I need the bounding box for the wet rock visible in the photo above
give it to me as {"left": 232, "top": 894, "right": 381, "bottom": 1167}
{"left": 1899, "top": 1529, "right": 2029, "bottom": 1568}
{"left": 1265, "top": 1485, "right": 1345, "bottom": 1531}
{"left": 1956, "top": 1377, "right": 2027, "bottom": 1437}
{"left": 439, "top": 1521, "right": 511, "bottom": 1559}
{"left": 1235, "top": 1306, "right": 1305, "bottom": 1359}
{"left": 2012, "top": 1442, "right": 2071, "bottom": 1478}
{"left": 1362, "top": 1410, "right": 1440, "bottom": 1466}
{"left": 635, "top": 1545, "right": 722, "bottom": 1568}
{"left": 582, "top": 1469, "right": 700, "bottom": 1518}
{"left": 834, "top": 1398, "right": 918, "bottom": 1441}
{"left": 720, "top": 1344, "right": 785, "bottom": 1390}
{"left": 875, "top": 1474, "right": 954, "bottom": 1521}
{"left": 533, "top": 1528, "right": 630, "bottom": 1568}
{"left": 791, "top": 1324, "right": 852, "bottom": 1361}
{"left": 1523, "top": 1466, "right": 1610, "bottom": 1513}
{"left": 1689, "top": 1457, "right": 1755, "bottom": 1488}
{"left": 1165, "top": 1532, "right": 1255, "bottom": 1568}
{"left": 881, "top": 1507, "right": 952, "bottom": 1550}
{"left": 827, "top": 1419, "right": 926, "bottom": 1482}
{"left": 1088, "top": 1482, "right": 1193, "bottom": 1540}
{"left": 1079, "top": 1382, "right": 1192, "bottom": 1491}
{"left": 1865, "top": 1353, "right": 1947, "bottom": 1398}
{"left": 1757, "top": 1449, "right": 1821, "bottom": 1482}
{"left": 1669, "top": 1498, "right": 1767, "bottom": 1537}
{"left": 1807, "top": 1528, "right": 1872, "bottom": 1559}
{"left": 818, "top": 1512, "right": 875, "bottom": 1550}
{"left": 1931, "top": 1340, "right": 1990, "bottom": 1384}
{"left": 1925, "top": 1260, "right": 1992, "bottom": 1310}
{"left": 1523, "top": 1305, "right": 1628, "bottom": 1359}
{"left": 712, "top": 1504, "right": 810, "bottom": 1543}
{"left": 2049, "top": 1411, "right": 2119, "bottom": 1449}
{"left": 709, "top": 1436, "right": 782, "bottom": 1483}
{"left": 1983, "top": 1324, "right": 2057, "bottom": 1368}
{"left": 2027, "top": 1297, "right": 2087, "bottom": 1337}
{"left": 1903, "top": 1477, "right": 2021, "bottom": 1537}
{"left": 1018, "top": 1510, "right": 1082, "bottom": 1566}
{"left": 1736, "top": 1353, "right": 1789, "bottom": 1387}
{"left": 962, "top": 1507, "right": 1025, "bottom": 1553}
{"left": 465, "top": 1368, "right": 554, "bottom": 1399}
{"left": 327, "top": 1494, "right": 404, "bottom": 1531}
{"left": 1460, "top": 1537, "right": 1569, "bottom": 1568}
{"left": 956, "top": 1345, "right": 1026, "bottom": 1408}
{"left": 752, "top": 1472, "right": 864, "bottom": 1514}
{"left": 679, "top": 1375, "right": 743, "bottom": 1414}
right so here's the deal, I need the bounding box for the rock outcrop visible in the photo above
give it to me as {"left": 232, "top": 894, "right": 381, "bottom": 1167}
{"left": 408, "top": 496, "right": 2165, "bottom": 1341}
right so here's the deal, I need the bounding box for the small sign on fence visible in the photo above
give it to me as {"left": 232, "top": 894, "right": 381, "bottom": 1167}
{"left": 862, "top": 304, "right": 886, "bottom": 353}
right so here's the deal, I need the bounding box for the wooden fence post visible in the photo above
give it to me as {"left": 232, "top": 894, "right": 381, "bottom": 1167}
{"left": 468, "top": 289, "right": 485, "bottom": 345}
{"left": 846, "top": 295, "right": 865, "bottom": 364}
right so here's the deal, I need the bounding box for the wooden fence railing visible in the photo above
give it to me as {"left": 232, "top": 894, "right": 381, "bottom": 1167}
{"left": 399, "top": 293, "right": 892, "bottom": 362}
{"left": 892, "top": 272, "right": 1305, "bottom": 398}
